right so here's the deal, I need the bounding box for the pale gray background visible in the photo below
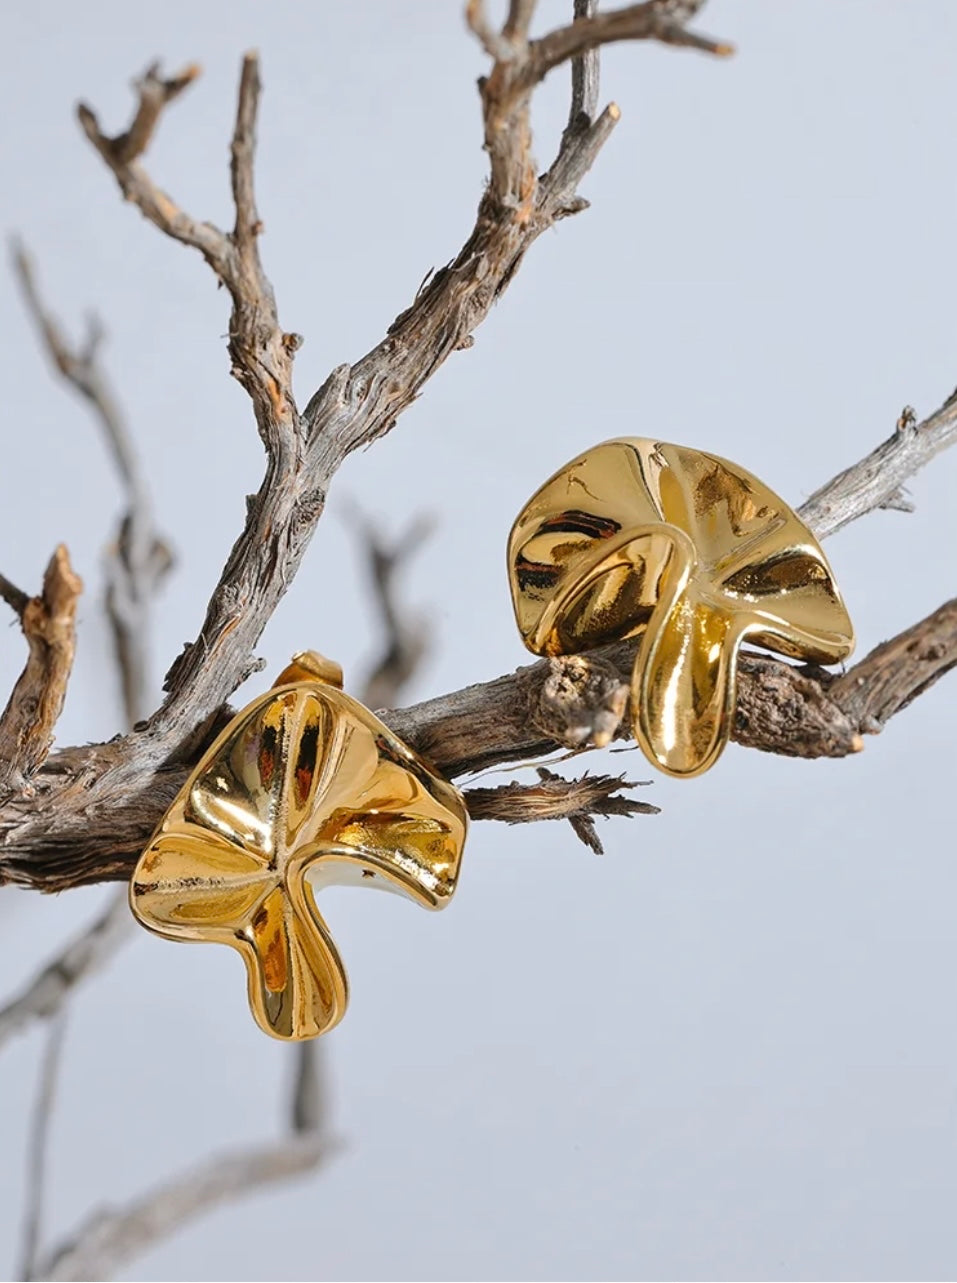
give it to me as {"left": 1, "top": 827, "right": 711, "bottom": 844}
{"left": 2, "top": 2, "right": 956, "bottom": 1280}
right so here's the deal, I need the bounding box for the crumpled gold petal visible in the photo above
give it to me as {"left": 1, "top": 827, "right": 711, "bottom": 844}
{"left": 508, "top": 438, "right": 855, "bottom": 776}
{"left": 130, "top": 679, "right": 468, "bottom": 1039}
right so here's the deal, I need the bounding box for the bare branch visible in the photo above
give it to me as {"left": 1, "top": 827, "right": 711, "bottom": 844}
{"left": 0, "top": 574, "right": 29, "bottom": 619}
{"left": 466, "top": 766, "right": 659, "bottom": 854}
{"left": 504, "top": 0, "right": 538, "bottom": 43}
{"left": 829, "top": 598, "right": 957, "bottom": 732}
{"left": 290, "top": 1042, "right": 329, "bottom": 1136}
{"left": 799, "top": 392, "right": 957, "bottom": 536}
{"left": 3, "top": 588, "right": 955, "bottom": 894}
{"left": 12, "top": 241, "right": 172, "bottom": 728}
{"left": 347, "top": 511, "right": 433, "bottom": 712}
{"left": 75, "top": 53, "right": 298, "bottom": 742}
{"left": 465, "top": 1, "right": 513, "bottom": 61}
{"left": 108, "top": 62, "right": 199, "bottom": 164}
{"left": 0, "top": 547, "right": 82, "bottom": 797}
{"left": 77, "top": 53, "right": 297, "bottom": 744}
{"left": 35, "top": 1136, "right": 338, "bottom": 1283}
{"left": 528, "top": 1, "right": 732, "bottom": 90}
{"left": 11, "top": 243, "right": 136, "bottom": 491}
{"left": 0, "top": 894, "right": 130, "bottom": 1052}
{"left": 563, "top": 0, "right": 601, "bottom": 144}
{"left": 291, "top": 510, "right": 433, "bottom": 1137}
{"left": 18, "top": 1012, "right": 67, "bottom": 1282}
{"left": 470, "top": 0, "right": 729, "bottom": 213}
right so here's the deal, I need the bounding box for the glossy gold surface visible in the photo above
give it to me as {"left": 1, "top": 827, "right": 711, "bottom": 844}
{"left": 508, "top": 438, "right": 855, "bottom": 777}
{"left": 130, "top": 666, "right": 468, "bottom": 1040}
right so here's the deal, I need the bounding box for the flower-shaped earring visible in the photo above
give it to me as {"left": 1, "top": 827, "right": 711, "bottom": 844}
{"left": 130, "top": 652, "right": 468, "bottom": 1040}
{"left": 508, "top": 438, "right": 855, "bottom": 777}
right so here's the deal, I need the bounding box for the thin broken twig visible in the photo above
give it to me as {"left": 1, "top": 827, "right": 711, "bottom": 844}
{"left": 17, "top": 1011, "right": 68, "bottom": 1282}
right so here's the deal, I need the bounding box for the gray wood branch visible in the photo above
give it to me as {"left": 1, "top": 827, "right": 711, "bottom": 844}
{"left": 35, "top": 1136, "right": 338, "bottom": 1282}
{"left": 1, "top": 592, "right": 954, "bottom": 894}
{"left": 800, "top": 394, "right": 957, "bottom": 536}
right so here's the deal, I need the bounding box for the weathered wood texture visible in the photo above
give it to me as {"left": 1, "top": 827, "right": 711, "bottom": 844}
{"left": 0, "top": 595, "right": 954, "bottom": 893}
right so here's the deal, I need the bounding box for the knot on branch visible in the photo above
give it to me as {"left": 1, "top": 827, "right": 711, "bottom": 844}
{"left": 533, "top": 653, "right": 629, "bottom": 749}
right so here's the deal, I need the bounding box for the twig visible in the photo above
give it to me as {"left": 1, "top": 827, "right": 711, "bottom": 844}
{"left": 348, "top": 510, "right": 433, "bottom": 711}
{"left": 0, "top": 547, "right": 82, "bottom": 797}
{"left": 0, "top": 575, "right": 29, "bottom": 619}
{"left": 35, "top": 1136, "right": 338, "bottom": 1283}
{"left": 290, "top": 1041, "right": 328, "bottom": 1137}
{"left": 828, "top": 598, "right": 957, "bottom": 731}
{"left": 466, "top": 767, "right": 659, "bottom": 854}
{"left": 528, "top": 1, "right": 732, "bottom": 88}
{"left": 11, "top": 241, "right": 172, "bottom": 729}
{"left": 290, "top": 511, "right": 432, "bottom": 1146}
{"left": 0, "top": 894, "right": 131, "bottom": 1052}
{"left": 562, "top": 0, "right": 601, "bottom": 150}
{"left": 109, "top": 63, "right": 199, "bottom": 164}
{"left": 11, "top": 242, "right": 145, "bottom": 501}
{"left": 77, "top": 53, "right": 296, "bottom": 739}
{"left": 17, "top": 1012, "right": 67, "bottom": 1282}
{"left": 799, "top": 392, "right": 957, "bottom": 536}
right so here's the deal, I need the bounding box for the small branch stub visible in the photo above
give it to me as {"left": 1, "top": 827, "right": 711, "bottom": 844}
{"left": 0, "top": 547, "right": 82, "bottom": 797}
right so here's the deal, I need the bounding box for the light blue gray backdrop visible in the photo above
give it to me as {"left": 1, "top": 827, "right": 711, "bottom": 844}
{"left": 1, "top": 2, "right": 956, "bottom": 1279}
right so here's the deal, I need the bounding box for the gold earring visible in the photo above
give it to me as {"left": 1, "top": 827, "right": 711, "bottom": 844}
{"left": 129, "top": 651, "right": 468, "bottom": 1040}
{"left": 507, "top": 438, "right": 855, "bottom": 777}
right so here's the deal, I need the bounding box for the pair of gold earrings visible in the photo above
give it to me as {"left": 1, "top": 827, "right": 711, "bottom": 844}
{"left": 131, "top": 438, "right": 854, "bottom": 1040}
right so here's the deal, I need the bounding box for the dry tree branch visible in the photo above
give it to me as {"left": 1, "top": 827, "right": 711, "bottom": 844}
{"left": 0, "top": 395, "right": 955, "bottom": 892}
{"left": 104, "top": 62, "right": 200, "bottom": 165}
{"left": 0, "top": 547, "right": 82, "bottom": 798}
{"left": 31, "top": 1048, "right": 339, "bottom": 1283}
{"left": 17, "top": 1011, "right": 67, "bottom": 1282}
{"left": 11, "top": 241, "right": 173, "bottom": 730}
{"left": 77, "top": 54, "right": 301, "bottom": 741}
{"left": 293, "top": 511, "right": 434, "bottom": 1145}
{"left": 34, "top": 1136, "right": 340, "bottom": 1283}
{"left": 562, "top": 0, "right": 601, "bottom": 149}
{"left": 800, "top": 394, "right": 957, "bottom": 536}
{"left": 828, "top": 598, "right": 957, "bottom": 732}
{"left": 1, "top": 586, "right": 954, "bottom": 894}
{"left": 0, "top": 899, "right": 131, "bottom": 1053}
{"left": 346, "top": 509, "right": 434, "bottom": 713}
{"left": 466, "top": 767, "right": 660, "bottom": 855}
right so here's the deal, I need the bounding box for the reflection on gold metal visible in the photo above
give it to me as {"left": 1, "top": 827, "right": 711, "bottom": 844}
{"left": 508, "top": 438, "right": 855, "bottom": 777}
{"left": 129, "top": 660, "right": 468, "bottom": 1040}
